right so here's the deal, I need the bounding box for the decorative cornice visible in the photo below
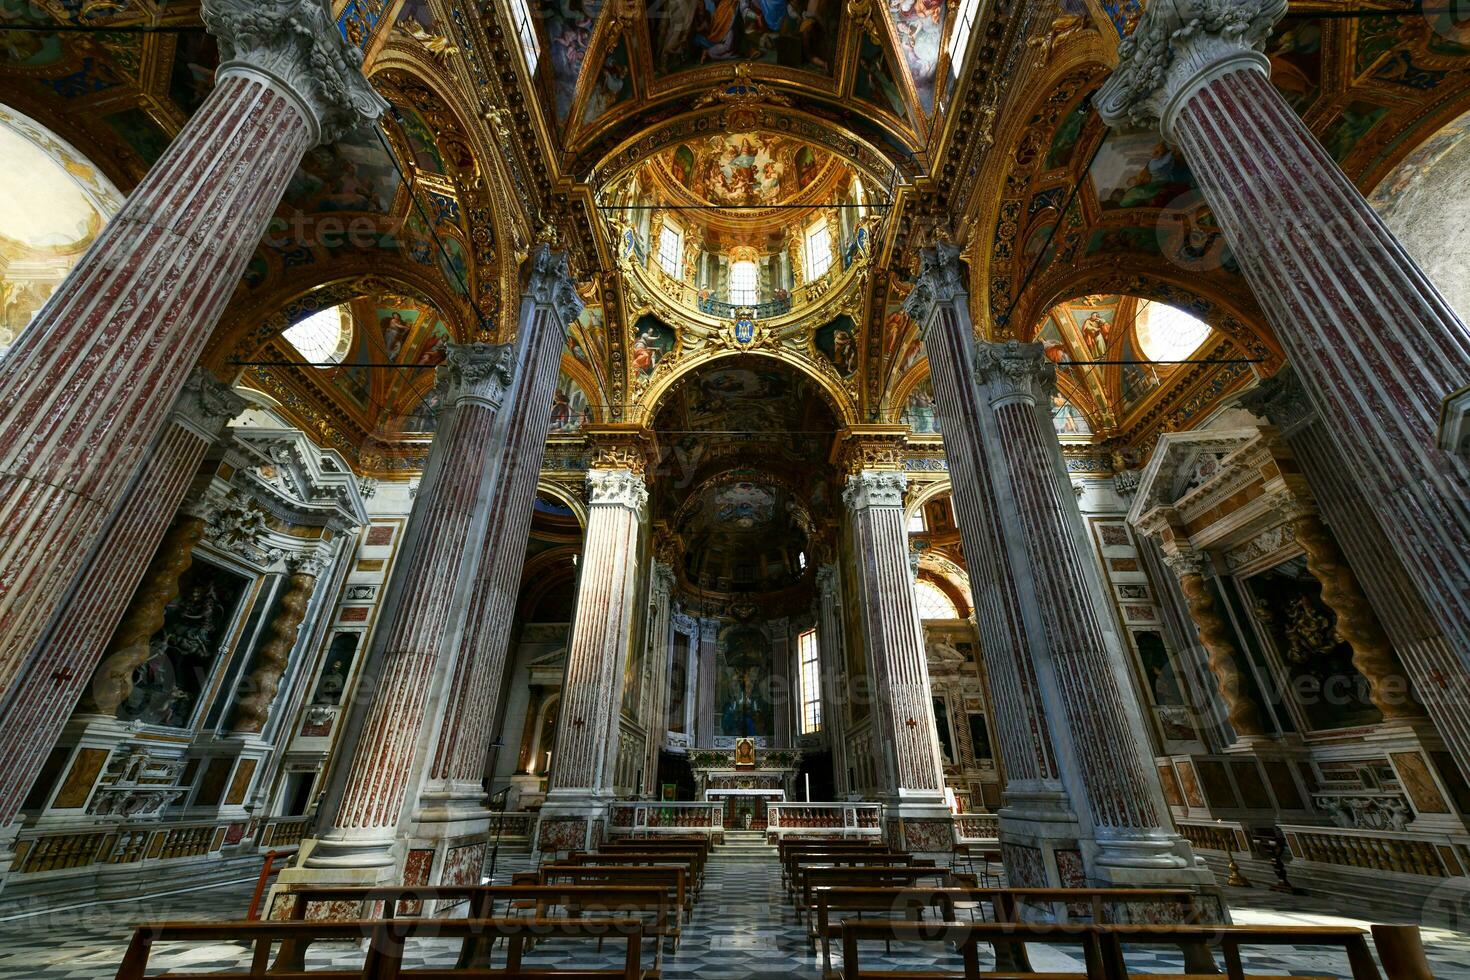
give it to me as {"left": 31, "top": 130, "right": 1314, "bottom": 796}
{"left": 201, "top": 0, "right": 388, "bottom": 146}
{"left": 1240, "top": 365, "right": 1318, "bottom": 437}
{"left": 842, "top": 470, "right": 908, "bottom": 511}
{"left": 439, "top": 342, "right": 515, "bottom": 411}
{"left": 586, "top": 467, "right": 648, "bottom": 514}
{"left": 524, "top": 243, "right": 584, "bottom": 335}
{"left": 973, "top": 339, "right": 1055, "bottom": 407}
{"left": 1096, "top": 0, "right": 1287, "bottom": 142}
{"left": 903, "top": 241, "right": 967, "bottom": 333}
{"left": 169, "top": 369, "right": 248, "bottom": 443}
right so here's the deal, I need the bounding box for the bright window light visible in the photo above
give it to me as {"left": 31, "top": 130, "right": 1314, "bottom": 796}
{"left": 915, "top": 579, "right": 959, "bottom": 620}
{"left": 949, "top": 0, "right": 982, "bottom": 81}
{"left": 729, "top": 259, "right": 758, "bottom": 306}
{"left": 798, "top": 629, "right": 822, "bottom": 735}
{"left": 1134, "top": 301, "right": 1213, "bottom": 363}
{"left": 508, "top": 0, "right": 541, "bottom": 73}
{"left": 282, "top": 305, "right": 351, "bottom": 366}
{"left": 804, "top": 220, "right": 832, "bottom": 280}
{"left": 657, "top": 220, "right": 683, "bottom": 278}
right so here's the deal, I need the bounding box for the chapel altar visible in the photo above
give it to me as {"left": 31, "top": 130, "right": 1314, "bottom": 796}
{"left": 688, "top": 741, "right": 803, "bottom": 829}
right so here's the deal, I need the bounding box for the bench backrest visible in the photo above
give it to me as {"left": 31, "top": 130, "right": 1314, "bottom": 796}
{"left": 536, "top": 865, "right": 688, "bottom": 913}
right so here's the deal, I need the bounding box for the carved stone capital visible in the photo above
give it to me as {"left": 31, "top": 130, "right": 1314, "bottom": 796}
{"left": 815, "top": 563, "right": 839, "bottom": 598}
{"left": 586, "top": 467, "right": 648, "bottom": 514}
{"left": 1240, "top": 365, "right": 1318, "bottom": 436}
{"left": 170, "top": 369, "right": 248, "bottom": 443}
{"left": 1096, "top": 0, "right": 1286, "bottom": 141}
{"left": 439, "top": 342, "right": 515, "bottom": 411}
{"left": 1162, "top": 548, "right": 1211, "bottom": 580}
{"left": 902, "top": 242, "right": 967, "bottom": 332}
{"left": 287, "top": 543, "right": 333, "bottom": 577}
{"left": 524, "top": 243, "right": 584, "bottom": 334}
{"left": 843, "top": 470, "right": 908, "bottom": 511}
{"left": 974, "top": 339, "right": 1056, "bottom": 407}
{"left": 201, "top": 0, "right": 387, "bottom": 146}
{"left": 651, "top": 560, "right": 676, "bottom": 599}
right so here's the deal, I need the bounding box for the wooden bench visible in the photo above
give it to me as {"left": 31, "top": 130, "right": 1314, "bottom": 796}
{"left": 784, "top": 851, "right": 923, "bottom": 895}
{"left": 835, "top": 919, "right": 1380, "bottom": 979}
{"left": 796, "top": 866, "right": 950, "bottom": 925}
{"left": 811, "top": 886, "right": 1205, "bottom": 977}
{"left": 271, "top": 884, "right": 673, "bottom": 971}
{"left": 569, "top": 850, "right": 706, "bottom": 892}
{"left": 114, "top": 917, "right": 649, "bottom": 979}
{"left": 534, "top": 866, "right": 690, "bottom": 925}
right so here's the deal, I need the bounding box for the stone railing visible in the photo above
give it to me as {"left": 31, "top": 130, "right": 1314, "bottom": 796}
{"left": 1177, "top": 819, "right": 1251, "bottom": 854}
{"left": 765, "top": 803, "right": 883, "bottom": 841}
{"left": 486, "top": 811, "right": 537, "bottom": 840}
{"left": 1282, "top": 824, "right": 1467, "bottom": 878}
{"left": 10, "top": 817, "right": 233, "bottom": 876}
{"left": 257, "top": 816, "right": 310, "bottom": 849}
{"left": 953, "top": 812, "right": 1001, "bottom": 844}
{"left": 606, "top": 801, "right": 725, "bottom": 839}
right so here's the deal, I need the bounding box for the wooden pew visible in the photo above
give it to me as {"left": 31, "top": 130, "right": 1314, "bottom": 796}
{"left": 809, "top": 886, "right": 1203, "bottom": 978}
{"left": 835, "top": 919, "right": 1379, "bottom": 979}
{"left": 796, "top": 866, "right": 950, "bottom": 925}
{"left": 271, "top": 884, "right": 673, "bottom": 972}
{"left": 534, "top": 866, "right": 690, "bottom": 935}
{"left": 784, "top": 851, "right": 924, "bottom": 895}
{"left": 114, "top": 917, "right": 648, "bottom": 979}
{"left": 570, "top": 849, "right": 706, "bottom": 891}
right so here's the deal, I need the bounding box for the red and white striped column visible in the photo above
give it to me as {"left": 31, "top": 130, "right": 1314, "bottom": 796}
{"left": 0, "top": 0, "right": 384, "bottom": 710}
{"left": 1099, "top": 0, "right": 1470, "bottom": 674}
{"left": 905, "top": 249, "right": 1071, "bottom": 834}
{"left": 409, "top": 248, "right": 582, "bottom": 851}
{"left": 0, "top": 372, "right": 243, "bottom": 839}
{"left": 302, "top": 343, "right": 516, "bottom": 874}
{"left": 536, "top": 466, "right": 647, "bottom": 854}
{"left": 842, "top": 468, "right": 950, "bottom": 848}
{"left": 974, "top": 339, "right": 1204, "bottom": 884}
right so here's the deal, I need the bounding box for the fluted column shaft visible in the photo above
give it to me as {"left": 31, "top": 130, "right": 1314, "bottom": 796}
{"left": 308, "top": 344, "right": 515, "bottom": 869}
{"left": 0, "top": 373, "right": 242, "bottom": 826}
{"left": 843, "top": 471, "right": 947, "bottom": 806}
{"left": 545, "top": 468, "right": 648, "bottom": 800}
{"left": 232, "top": 548, "right": 331, "bottom": 734}
{"left": 419, "top": 248, "right": 582, "bottom": 810}
{"left": 642, "top": 562, "right": 676, "bottom": 796}
{"left": 815, "top": 565, "right": 851, "bottom": 798}
{"left": 909, "top": 274, "right": 1063, "bottom": 795}
{"left": 0, "top": 0, "right": 383, "bottom": 706}
{"left": 1100, "top": 0, "right": 1470, "bottom": 673}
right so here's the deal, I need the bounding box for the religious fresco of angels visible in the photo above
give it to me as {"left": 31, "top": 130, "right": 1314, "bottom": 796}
{"left": 648, "top": 0, "right": 841, "bottom": 75}
{"left": 886, "top": 0, "right": 945, "bottom": 113}
{"left": 542, "top": 1, "right": 604, "bottom": 121}
{"left": 664, "top": 133, "right": 828, "bottom": 208}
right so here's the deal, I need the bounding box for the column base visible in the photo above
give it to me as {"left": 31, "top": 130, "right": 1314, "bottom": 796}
{"left": 535, "top": 791, "right": 610, "bottom": 857}
{"left": 267, "top": 834, "right": 402, "bottom": 920}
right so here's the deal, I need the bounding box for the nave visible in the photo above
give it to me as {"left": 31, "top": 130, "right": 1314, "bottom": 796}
{"left": 0, "top": 837, "right": 1466, "bottom": 979}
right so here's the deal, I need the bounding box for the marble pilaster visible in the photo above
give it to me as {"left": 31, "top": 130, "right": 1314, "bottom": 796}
{"left": 814, "top": 565, "right": 851, "bottom": 798}
{"left": 841, "top": 467, "right": 949, "bottom": 842}
{"left": 0, "top": 0, "right": 383, "bottom": 711}
{"left": 642, "top": 562, "right": 676, "bottom": 795}
{"left": 296, "top": 343, "right": 515, "bottom": 879}
{"left": 1099, "top": 0, "right": 1470, "bottom": 679}
{"left": 536, "top": 467, "right": 648, "bottom": 853}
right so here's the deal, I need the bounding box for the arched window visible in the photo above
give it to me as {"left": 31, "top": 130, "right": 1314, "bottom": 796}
{"left": 283, "top": 305, "right": 352, "bottom": 366}
{"left": 914, "top": 579, "right": 960, "bottom": 620}
{"left": 1133, "top": 301, "right": 1212, "bottom": 363}
{"left": 729, "top": 259, "right": 758, "bottom": 306}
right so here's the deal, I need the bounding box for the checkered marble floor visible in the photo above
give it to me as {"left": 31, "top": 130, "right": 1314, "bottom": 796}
{"left": 2, "top": 845, "right": 1469, "bottom": 978}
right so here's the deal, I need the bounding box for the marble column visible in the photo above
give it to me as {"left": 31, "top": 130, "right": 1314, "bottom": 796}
{"left": 1245, "top": 368, "right": 1470, "bottom": 776}
{"left": 232, "top": 547, "right": 332, "bottom": 734}
{"left": 906, "top": 246, "right": 1207, "bottom": 890}
{"left": 842, "top": 467, "right": 950, "bottom": 846}
{"left": 0, "top": 0, "right": 383, "bottom": 707}
{"left": 1160, "top": 551, "right": 1267, "bottom": 739}
{"left": 642, "top": 561, "right": 676, "bottom": 796}
{"left": 1099, "top": 0, "right": 1470, "bottom": 673}
{"left": 536, "top": 467, "right": 648, "bottom": 853}
{"left": 409, "top": 247, "right": 581, "bottom": 857}
{"left": 814, "top": 565, "right": 851, "bottom": 798}
{"left": 0, "top": 370, "right": 244, "bottom": 841}
{"left": 297, "top": 343, "right": 515, "bottom": 878}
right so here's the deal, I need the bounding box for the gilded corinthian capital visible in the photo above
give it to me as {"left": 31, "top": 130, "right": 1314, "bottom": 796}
{"left": 202, "top": 0, "right": 387, "bottom": 145}
{"left": 902, "top": 242, "right": 967, "bottom": 331}
{"left": 438, "top": 342, "right": 516, "bottom": 410}
{"left": 974, "top": 339, "right": 1056, "bottom": 407}
{"left": 1096, "top": 0, "right": 1287, "bottom": 139}
{"left": 524, "top": 243, "right": 585, "bottom": 333}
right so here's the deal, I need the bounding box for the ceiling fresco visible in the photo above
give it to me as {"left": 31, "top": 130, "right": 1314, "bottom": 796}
{"left": 3, "top": 0, "right": 1470, "bottom": 485}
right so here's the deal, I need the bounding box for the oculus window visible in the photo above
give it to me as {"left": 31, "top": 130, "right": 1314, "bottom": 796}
{"left": 283, "top": 305, "right": 352, "bottom": 366}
